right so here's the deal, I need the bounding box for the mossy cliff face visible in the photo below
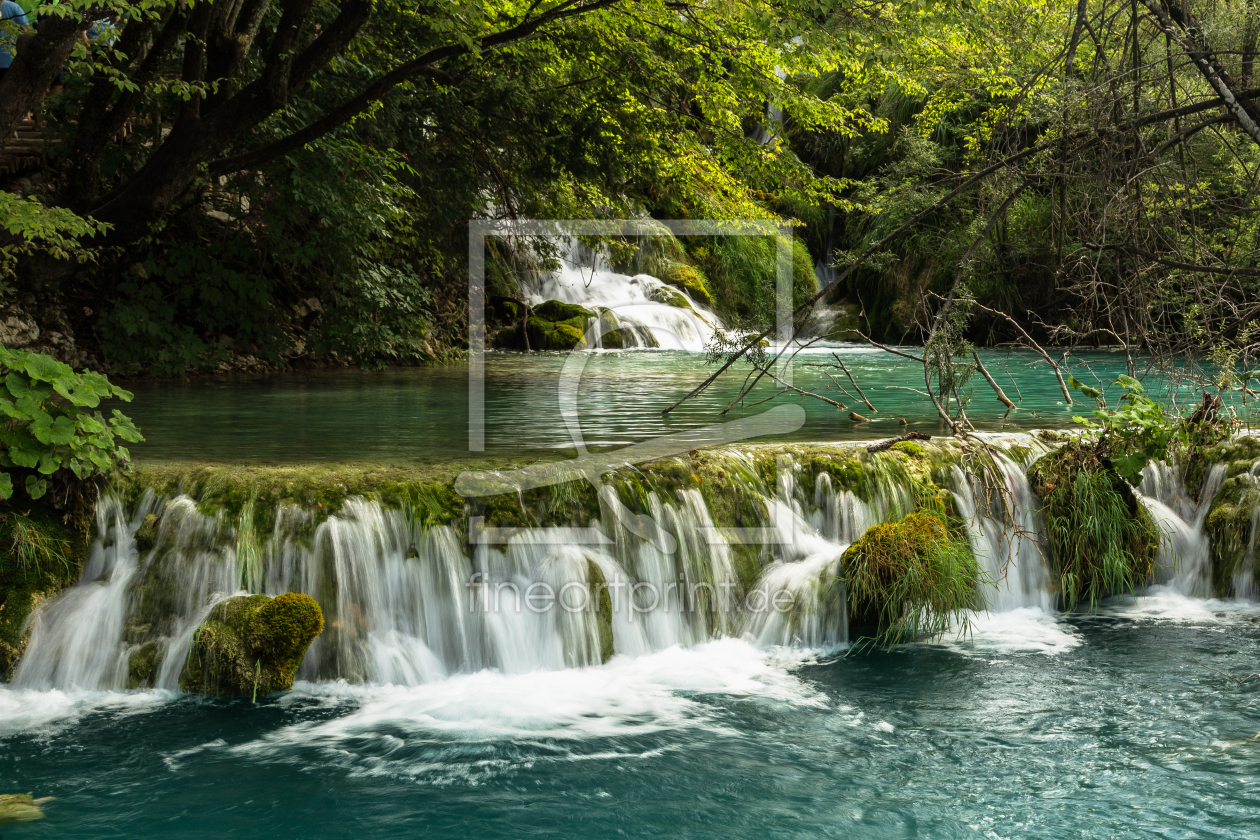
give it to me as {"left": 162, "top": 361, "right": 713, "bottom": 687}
{"left": 1028, "top": 443, "right": 1161, "bottom": 610}
{"left": 0, "top": 504, "right": 92, "bottom": 680}
{"left": 179, "top": 592, "right": 324, "bottom": 696}
{"left": 489, "top": 299, "right": 594, "bottom": 351}
{"left": 839, "top": 511, "right": 980, "bottom": 643}
{"left": 1196, "top": 437, "right": 1260, "bottom": 596}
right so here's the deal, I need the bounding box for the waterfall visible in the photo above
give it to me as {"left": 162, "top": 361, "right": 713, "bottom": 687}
{"left": 950, "top": 450, "right": 1052, "bottom": 612}
{"left": 1138, "top": 461, "right": 1226, "bottom": 597}
{"left": 521, "top": 244, "right": 722, "bottom": 351}
{"left": 10, "top": 435, "right": 1257, "bottom": 692}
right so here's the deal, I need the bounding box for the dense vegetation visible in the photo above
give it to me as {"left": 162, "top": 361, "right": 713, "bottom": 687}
{"left": 0, "top": 0, "right": 1255, "bottom": 379}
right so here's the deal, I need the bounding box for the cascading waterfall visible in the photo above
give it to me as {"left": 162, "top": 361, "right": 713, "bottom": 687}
{"left": 521, "top": 243, "right": 723, "bottom": 351}
{"left": 11, "top": 435, "right": 1260, "bottom": 694}
{"left": 1138, "top": 461, "right": 1226, "bottom": 596}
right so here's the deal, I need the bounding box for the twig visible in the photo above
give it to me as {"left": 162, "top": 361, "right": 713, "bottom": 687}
{"left": 832, "top": 353, "right": 876, "bottom": 412}
{"left": 969, "top": 301, "right": 1074, "bottom": 404}
{"left": 972, "top": 350, "right": 1018, "bottom": 413}
{"left": 1191, "top": 658, "right": 1260, "bottom": 685}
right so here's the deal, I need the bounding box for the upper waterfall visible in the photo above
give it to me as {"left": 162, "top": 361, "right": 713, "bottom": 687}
{"left": 520, "top": 244, "right": 723, "bottom": 351}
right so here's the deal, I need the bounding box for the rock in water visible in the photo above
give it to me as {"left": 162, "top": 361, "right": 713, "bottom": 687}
{"left": 0, "top": 794, "right": 52, "bottom": 825}
{"left": 179, "top": 593, "right": 324, "bottom": 696}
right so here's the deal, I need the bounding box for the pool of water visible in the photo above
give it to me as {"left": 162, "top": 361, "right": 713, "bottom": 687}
{"left": 119, "top": 346, "right": 1205, "bottom": 463}
{"left": 3, "top": 592, "right": 1259, "bottom": 839}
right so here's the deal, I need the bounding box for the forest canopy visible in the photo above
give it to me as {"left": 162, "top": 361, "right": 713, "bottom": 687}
{"left": 0, "top": 0, "right": 1256, "bottom": 381}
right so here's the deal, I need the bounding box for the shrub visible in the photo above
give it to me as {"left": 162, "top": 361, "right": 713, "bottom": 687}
{"left": 0, "top": 346, "right": 142, "bottom": 501}
{"left": 1028, "top": 443, "right": 1162, "bottom": 610}
{"left": 839, "top": 511, "right": 981, "bottom": 646}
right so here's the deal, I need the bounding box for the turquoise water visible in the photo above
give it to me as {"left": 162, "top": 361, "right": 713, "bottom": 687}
{"left": 3, "top": 595, "right": 1259, "bottom": 839}
{"left": 119, "top": 346, "right": 1217, "bottom": 462}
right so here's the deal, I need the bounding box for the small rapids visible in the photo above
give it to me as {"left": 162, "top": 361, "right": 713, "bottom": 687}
{"left": 520, "top": 244, "right": 722, "bottom": 351}
{"left": 6, "top": 434, "right": 1257, "bottom": 699}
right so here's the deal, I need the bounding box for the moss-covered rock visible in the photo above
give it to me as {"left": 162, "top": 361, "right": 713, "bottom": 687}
{"left": 648, "top": 284, "right": 695, "bottom": 310}
{"left": 0, "top": 506, "right": 90, "bottom": 680}
{"left": 0, "top": 794, "right": 51, "bottom": 825}
{"left": 127, "top": 641, "right": 161, "bottom": 689}
{"left": 1028, "top": 443, "right": 1161, "bottom": 610}
{"left": 588, "top": 561, "right": 614, "bottom": 663}
{"left": 840, "top": 511, "right": 980, "bottom": 644}
{"left": 134, "top": 513, "right": 160, "bottom": 552}
{"left": 532, "top": 300, "right": 592, "bottom": 322}
{"left": 661, "top": 262, "right": 713, "bottom": 306}
{"left": 179, "top": 592, "right": 324, "bottom": 697}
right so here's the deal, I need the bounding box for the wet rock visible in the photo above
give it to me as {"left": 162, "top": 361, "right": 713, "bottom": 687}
{"left": 0, "top": 313, "right": 39, "bottom": 347}
{"left": 0, "top": 794, "right": 52, "bottom": 825}
{"left": 179, "top": 592, "right": 324, "bottom": 697}
{"left": 134, "top": 513, "right": 160, "bottom": 552}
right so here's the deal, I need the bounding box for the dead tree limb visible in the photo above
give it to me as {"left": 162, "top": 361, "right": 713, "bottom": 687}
{"left": 867, "top": 431, "right": 932, "bottom": 453}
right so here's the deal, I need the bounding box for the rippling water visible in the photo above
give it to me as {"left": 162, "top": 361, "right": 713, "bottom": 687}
{"left": 4, "top": 591, "right": 1259, "bottom": 839}
{"left": 119, "top": 346, "right": 1198, "bottom": 463}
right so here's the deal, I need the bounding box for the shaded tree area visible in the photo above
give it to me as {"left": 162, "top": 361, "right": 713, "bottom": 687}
{"left": 0, "top": 0, "right": 1258, "bottom": 377}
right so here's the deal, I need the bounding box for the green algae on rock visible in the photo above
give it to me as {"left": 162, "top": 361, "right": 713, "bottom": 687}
{"left": 179, "top": 592, "right": 324, "bottom": 696}
{"left": 1028, "top": 442, "right": 1161, "bottom": 610}
{"left": 0, "top": 794, "right": 52, "bottom": 825}
{"left": 839, "top": 511, "right": 981, "bottom": 646}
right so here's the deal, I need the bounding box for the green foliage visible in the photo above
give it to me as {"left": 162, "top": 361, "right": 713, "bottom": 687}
{"left": 0, "top": 193, "right": 110, "bottom": 280}
{"left": 1028, "top": 444, "right": 1162, "bottom": 611}
{"left": 0, "top": 346, "right": 142, "bottom": 501}
{"left": 838, "top": 511, "right": 982, "bottom": 647}
{"left": 1069, "top": 375, "right": 1183, "bottom": 486}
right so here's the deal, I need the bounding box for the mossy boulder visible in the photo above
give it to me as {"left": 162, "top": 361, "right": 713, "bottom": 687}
{"left": 532, "top": 300, "right": 592, "bottom": 322}
{"left": 660, "top": 262, "right": 713, "bottom": 306}
{"left": 1028, "top": 443, "right": 1161, "bottom": 610}
{"left": 0, "top": 794, "right": 51, "bottom": 825}
{"left": 127, "top": 640, "right": 161, "bottom": 689}
{"left": 588, "top": 561, "right": 614, "bottom": 664}
{"left": 491, "top": 300, "right": 594, "bottom": 351}
{"left": 648, "top": 284, "right": 694, "bottom": 310}
{"left": 134, "top": 513, "right": 160, "bottom": 552}
{"left": 1203, "top": 462, "right": 1260, "bottom": 596}
{"left": 179, "top": 592, "right": 324, "bottom": 696}
{"left": 840, "top": 511, "right": 980, "bottom": 644}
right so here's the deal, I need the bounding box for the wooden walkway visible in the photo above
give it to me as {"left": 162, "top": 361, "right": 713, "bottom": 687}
{"left": 0, "top": 120, "right": 46, "bottom": 177}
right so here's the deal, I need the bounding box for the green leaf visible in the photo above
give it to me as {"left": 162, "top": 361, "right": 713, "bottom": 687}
{"left": 24, "top": 475, "right": 47, "bottom": 500}
{"left": 53, "top": 376, "right": 103, "bottom": 407}
{"left": 22, "top": 351, "right": 73, "bottom": 383}
{"left": 1114, "top": 374, "right": 1144, "bottom": 395}
{"left": 6, "top": 371, "right": 54, "bottom": 402}
{"left": 110, "top": 410, "right": 144, "bottom": 443}
{"left": 1068, "top": 375, "right": 1102, "bottom": 400}
{"left": 0, "top": 471, "right": 11, "bottom": 500}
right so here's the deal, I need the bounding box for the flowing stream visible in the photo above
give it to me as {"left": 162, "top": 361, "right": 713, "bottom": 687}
{"left": 4, "top": 434, "right": 1260, "bottom": 837}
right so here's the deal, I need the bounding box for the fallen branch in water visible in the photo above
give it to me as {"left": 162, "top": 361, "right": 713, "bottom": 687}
{"left": 972, "top": 349, "right": 1018, "bottom": 414}
{"left": 833, "top": 353, "right": 876, "bottom": 412}
{"left": 867, "top": 431, "right": 932, "bottom": 452}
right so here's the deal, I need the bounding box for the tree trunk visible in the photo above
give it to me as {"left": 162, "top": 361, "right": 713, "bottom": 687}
{"left": 0, "top": 17, "right": 85, "bottom": 144}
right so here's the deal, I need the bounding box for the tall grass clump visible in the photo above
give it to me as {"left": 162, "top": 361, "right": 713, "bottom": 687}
{"left": 1028, "top": 443, "right": 1162, "bottom": 611}
{"left": 838, "top": 511, "right": 982, "bottom": 647}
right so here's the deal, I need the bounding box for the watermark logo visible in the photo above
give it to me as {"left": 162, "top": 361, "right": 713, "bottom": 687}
{"left": 457, "top": 219, "right": 804, "bottom": 558}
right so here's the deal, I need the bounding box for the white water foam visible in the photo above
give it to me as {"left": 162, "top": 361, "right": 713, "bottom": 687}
{"left": 935, "top": 607, "right": 1081, "bottom": 656}
{"left": 0, "top": 686, "right": 174, "bottom": 737}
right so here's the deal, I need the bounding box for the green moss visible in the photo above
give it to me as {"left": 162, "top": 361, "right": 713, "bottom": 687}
{"left": 127, "top": 641, "right": 160, "bottom": 689}
{"left": 0, "top": 505, "right": 91, "bottom": 680}
{"left": 135, "top": 513, "right": 160, "bottom": 552}
{"left": 1185, "top": 435, "right": 1260, "bottom": 500}
{"left": 890, "top": 441, "right": 926, "bottom": 458}
{"left": 1028, "top": 443, "right": 1161, "bottom": 610}
{"left": 532, "top": 300, "right": 593, "bottom": 322}
{"left": 588, "top": 561, "right": 614, "bottom": 663}
{"left": 1203, "top": 472, "right": 1260, "bottom": 596}
{"left": 840, "top": 511, "right": 981, "bottom": 646}
{"left": 661, "top": 262, "right": 713, "bottom": 306}
{"left": 0, "top": 793, "right": 48, "bottom": 825}
{"left": 179, "top": 592, "right": 324, "bottom": 697}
